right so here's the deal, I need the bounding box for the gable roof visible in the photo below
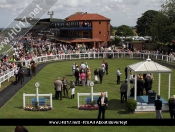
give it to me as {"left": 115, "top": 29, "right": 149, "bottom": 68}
{"left": 128, "top": 57, "right": 172, "bottom": 73}
{"left": 66, "top": 13, "right": 110, "bottom": 21}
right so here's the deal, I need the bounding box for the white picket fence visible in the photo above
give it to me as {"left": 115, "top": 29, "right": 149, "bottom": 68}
{"left": 0, "top": 52, "right": 174, "bottom": 87}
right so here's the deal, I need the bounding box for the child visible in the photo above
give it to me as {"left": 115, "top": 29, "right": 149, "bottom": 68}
{"left": 70, "top": 80, "right": 75, "bottom": 99}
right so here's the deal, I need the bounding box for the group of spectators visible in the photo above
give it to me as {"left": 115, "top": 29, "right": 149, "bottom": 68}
{"left": 72, "top": 60, "right": 108, "bottom": 86}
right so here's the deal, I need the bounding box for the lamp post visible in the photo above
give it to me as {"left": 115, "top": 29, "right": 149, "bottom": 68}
{"left": 48, "top": 11, "right": 54, "bottom": 19}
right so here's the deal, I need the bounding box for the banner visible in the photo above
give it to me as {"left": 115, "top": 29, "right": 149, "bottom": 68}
{"left": 0, "top": 119, "right": 174, "bottom": 126}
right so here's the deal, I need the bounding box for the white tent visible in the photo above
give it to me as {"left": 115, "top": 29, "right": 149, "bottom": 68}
{"left": 127, "top": 56, "right": 172, "bottom": 100}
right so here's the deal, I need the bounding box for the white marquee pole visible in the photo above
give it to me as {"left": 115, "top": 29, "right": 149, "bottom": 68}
{"left": 127, "top": 67, "right": 130, "bottom": 97}
{"left": 168, "top": 73, "right": 171, "bottom": 99}
{"left": 134, "top": 74, "right": 137, "bottom": 101}
{"left": 91, "top": 86, "right": 93, "bottom": 102}
{"left": 158, "top": 73, "right": 161, "bottom": 95}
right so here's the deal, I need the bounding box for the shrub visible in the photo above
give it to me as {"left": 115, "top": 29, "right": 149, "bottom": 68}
{"left": 126, "top": 99, "right": 137, "bottom": 112}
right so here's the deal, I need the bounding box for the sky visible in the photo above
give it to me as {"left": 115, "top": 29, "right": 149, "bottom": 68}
{"left": 0, "top": 0, "right": 167, "bottom": 28}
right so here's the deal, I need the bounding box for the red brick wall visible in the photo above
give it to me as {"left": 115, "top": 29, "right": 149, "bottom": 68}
{"left": 92, "top": 20, "right": 110, "bottom": 46}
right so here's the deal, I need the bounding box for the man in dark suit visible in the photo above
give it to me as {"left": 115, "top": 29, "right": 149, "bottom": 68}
{"left": 144, "top": 74, "right": 153, "bottom": 95}
{"left": 74, "top": 68, "right": 80, "bottom": 86}
{"left": 154, "top": 95, "right": 163, "bottom": 119}
{"left": 98, "top": 67, "right": 104, "bottom": 84}
{"left": 169, "top": 95, "right": 175, "bottom": 119}
{"left": 125, "top": 66, "right": 128, "bottom": 79}
{"left": 120, "top": 79, "right": 127, "bottom": 103}
{"left": 97, "top": 92, "right": 108, "bottom": 119}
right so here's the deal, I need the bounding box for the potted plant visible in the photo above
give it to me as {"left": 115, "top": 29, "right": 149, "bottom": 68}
{"left": 126, "top": 99, "right": 137, "bottom": 113}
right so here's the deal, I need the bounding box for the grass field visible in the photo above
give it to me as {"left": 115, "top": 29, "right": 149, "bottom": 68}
{"left": 0, "top": 59, "right": 175, "bottom": 132}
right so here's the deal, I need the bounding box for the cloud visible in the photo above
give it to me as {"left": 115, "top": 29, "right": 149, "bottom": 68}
{"left": 0, "top": 0, "right": 167, "bottom": 27}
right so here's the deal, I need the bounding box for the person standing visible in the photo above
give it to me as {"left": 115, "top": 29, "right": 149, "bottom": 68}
{"left": 97, "top": 92, "right": 108, "bottom": 119}
{"left": 86, "top": 68, "right": 91, "bottom": 86}
{"left": 94, "top": 68, "right": 99, "bottom": 83}
{"left": 27, "top": 63, "right": 31, "bottom": 76}
{"left": 14, "top": 68, "right": 19, "bottom": 83}
{"left": 80, "top": 70, "right": 86, "bottom": 86}
{"left": 137, "top": 76, "right": 144, "bottom": 96}
{"left": 116, "top": 68, "right": 122, "bottom": 84}
{"left": 74, "top": 68, "right": 80, "bottom": 86}
{"left": 154, "top": 95, "right": 163, "bottom": 119}
{"left": 120, "top": 79, "right": 128, "bottom": 103}
{"left": 54, "top": 77, "right": 63, "bottom": 100}
{"left": 72, "top": 63, "right": 76, "bottom": 76}
{"left": 98, "top": 67, "right": 104, "bottom": 84}
{"left": 169, "top": 95, "right": 175, "bottom": 119}
{"left": 62, "top": 77, "right": 68, "bottom": 97}
{"left": 105, "top": 62, "right": 108, "bottom": 75}
{"left": 70, "top": 80, "right": 75, "bottom": 99}
{"left": 144, "top": 74, "right": 153, "bottom": 95}
{"left": 125, "top": 66, "right": 128, "bottom": 79}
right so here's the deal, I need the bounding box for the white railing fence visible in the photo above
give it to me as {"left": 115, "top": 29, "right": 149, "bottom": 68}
{"left": 0, "top": 52, "right": 174, "bottom": 87}
{"left": 23, "top": 93, "right": 52, "bottom": 109}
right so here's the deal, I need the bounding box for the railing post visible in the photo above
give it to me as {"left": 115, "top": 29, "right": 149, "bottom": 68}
{"left": 50, "top": 93, "right": 53, "bottom": 109}
{"left": 23, "top": 93, "right": 25, "bottom": 109}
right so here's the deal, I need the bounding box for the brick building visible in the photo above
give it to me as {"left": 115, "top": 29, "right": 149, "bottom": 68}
{"left": 57, "top": 12, "right": 111, "bottom": 48}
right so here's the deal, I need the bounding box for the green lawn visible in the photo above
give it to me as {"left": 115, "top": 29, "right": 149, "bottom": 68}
{"left": 0, "top": 59, "right": 175, "bottom": 132}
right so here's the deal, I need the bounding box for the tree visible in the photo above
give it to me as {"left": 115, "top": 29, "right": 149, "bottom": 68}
{"left": 110, "top": 36, "right": 121, "bottom": 46}
{"left": 150, "top": 0, "right": 175, "bottom": 44}
{"left": 110, "top": 25, "right": 114, "bottom": 36}
{"left": 136, "top": 10, "right": 159, "bottom": 36}
{"left": 115, "top": 25, "right": 134, "bottom": 36}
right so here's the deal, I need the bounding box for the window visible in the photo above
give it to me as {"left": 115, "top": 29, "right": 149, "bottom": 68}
{"left": 107, "top": 22, "right": 109, "bottom": 25}
{"left": 107, "top": 31, "right": 109, "bottom": 35}
{"left": 99, "top": 31, "right": 101, "bottom": 34}
{"left": 99, "top": 21, "right": 101, "bottom": 24}
{"left": 83, "top": 32, "right": 89, "bottom": 38}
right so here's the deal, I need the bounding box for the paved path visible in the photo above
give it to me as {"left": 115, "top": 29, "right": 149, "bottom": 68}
{"left": 0, "top": 62, "right": 49, "bottom": 108}
{"left": 0, "top": 60, "right": 174, "bottom": 108}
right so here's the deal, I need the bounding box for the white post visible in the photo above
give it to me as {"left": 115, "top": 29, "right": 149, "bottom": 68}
{"left": 134, "top": 74, "right": 137, "bottom": 101}
{"left": 91, "top": 86, "right": 93, "bottom": 102}
{"left": 127, "top": 67, "right": 130, "bottom": 97}
{"left": 36, "top": 87, "right": 39, "bottom": 103}
{"left": 158, "top": 73, "right": 161, "bottom": 95}
{"left": 77, "top": 93, "right": 79, "bottom": 108}
{"left": 23, "top": 93, "right": 25, "bottom": 109}
{"left": 50, "top": 93, "right": 52, "bottom": 108}
{"left": 105, "top": 91, "right": 108, "bottom": 98}
{"left": 168, "top": 73, "right": 171, "bottom": 99}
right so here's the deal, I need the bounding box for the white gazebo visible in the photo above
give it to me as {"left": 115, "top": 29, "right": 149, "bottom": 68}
{"left": 127, "top": 57, "right": 172, "bottom": 101}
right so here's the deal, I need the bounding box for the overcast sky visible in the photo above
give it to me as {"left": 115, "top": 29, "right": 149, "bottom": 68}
{"left": 0, "top": 0, "right": 166, "bottom": 28}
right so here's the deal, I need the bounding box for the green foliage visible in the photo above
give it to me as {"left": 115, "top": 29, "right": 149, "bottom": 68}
{"left": 90, "top": 100, "right": 96, "bottom": 106}
{"left": 126, "top": 99, "right": 137, "bottom": 112}
{"left": 110, "top": 36, "right": 121, "bottom": 46}
{"left": 110, "top": 25, "right": 114, "bottom": 36}
{"left": 125, "top": 38, "right": 133, "bottom": 42}
{"left": 35, "top": 101, "right": 38, "bottom": 109}
{"left": 136, "top": 10, "right": 160, "bottom": 36}
{"left": 115, "top": 25, "right": 135, "bottom": 36}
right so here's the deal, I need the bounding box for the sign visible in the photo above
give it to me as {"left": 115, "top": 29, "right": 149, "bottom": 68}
{"left": 35, "top": 82, "right": 40, "bottom": 88}
{"left": 135, "top": 104, "right": 169, "bottom": 112}
{"left": 90, "top": 81, "right": 94, "bottom": 87}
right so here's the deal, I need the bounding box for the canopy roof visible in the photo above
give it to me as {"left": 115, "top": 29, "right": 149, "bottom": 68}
{"left": 128, "top": 57, "right": 172, "bottom": 73}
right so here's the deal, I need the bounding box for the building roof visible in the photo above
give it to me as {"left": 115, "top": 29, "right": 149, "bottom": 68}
{"left": 66, "top": 13, "right": 110, "bottom": 21}
{"left": 128, "top": 57, "right": 172, "bottom": 73}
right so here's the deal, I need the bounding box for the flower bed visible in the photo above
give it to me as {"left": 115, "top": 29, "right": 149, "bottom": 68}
{"left": 78, "top": 104, "right": 99, "bottom": 110}
{"left": 24, "top": 105, "right": 52, "bottom": 111}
